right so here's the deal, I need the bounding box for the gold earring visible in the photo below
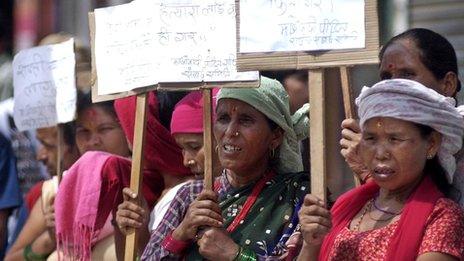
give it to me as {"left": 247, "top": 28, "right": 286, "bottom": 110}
{"left": 270, "top": 148, "right": 276, "bottom": 159}
{"left": 187, "top": 160, "right": 195, "bottom": 166}
{"left": 427, "top": 154, "right": 434, "bottom": 160}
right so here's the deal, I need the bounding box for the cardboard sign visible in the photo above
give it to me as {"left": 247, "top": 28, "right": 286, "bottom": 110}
{"left": 13, "top": 39, "right": 76, "bottom": 131}
{"left": 236, "top": 0, "right": 379, "bottom": 71}
{"left": 93, "top": 0, "right": 258, "bottom": 96}
{"left": 240, "top": 0, "right": 365, "bottom": 53}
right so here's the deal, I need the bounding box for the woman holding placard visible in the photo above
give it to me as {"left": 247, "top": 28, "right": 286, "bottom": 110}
{"left": 5, "top": 91, "right": 132, "bottom": 260}
{"left": 340, "top": 28, "right": 462, "bottom": 189}
{"left": 114, "top": 90, "right": 222, "bottom": 255}
{"left": 298, "top": 79, "right": 464, "bottom": 260}
{"left": 141, "top": 77, "right": 310, "bottom": 260}
{"left": 47, "top": 90, "right": 191, "bottom": 260}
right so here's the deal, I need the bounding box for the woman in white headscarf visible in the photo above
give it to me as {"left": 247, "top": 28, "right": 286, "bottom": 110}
{"left": 298, "top": 79, "right": 464, "bottom": 261}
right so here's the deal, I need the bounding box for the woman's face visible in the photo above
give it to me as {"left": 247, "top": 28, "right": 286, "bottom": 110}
{"left": 174, "top": 133, "right": 220, "bottom": 176}
{"left": 379, "top": 39, "right": 448, "bottom": 95}
{"left": 214, "top": 99, "right": 282, "bottom": 175}
{"left": 360, "top": 117, "right": 440, "bottom": 191}
{"left": 75, "top": 106, "right": 131, "bottom": 157}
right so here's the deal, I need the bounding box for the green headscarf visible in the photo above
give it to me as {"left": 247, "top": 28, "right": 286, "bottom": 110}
{"left": 217, "top": 76, "right": 309, "bottom": 174}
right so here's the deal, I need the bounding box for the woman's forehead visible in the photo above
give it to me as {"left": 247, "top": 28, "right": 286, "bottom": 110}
{"left": 217, "top": 98, "right": 256, "bottom": 113}
{"left": 363, "top": 117, "right": 419, "bottom": 132}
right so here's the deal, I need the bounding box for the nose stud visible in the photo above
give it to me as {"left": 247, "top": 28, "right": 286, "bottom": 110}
{"left": 234, "top": 131, "right": 239, "bottom": 137}
{"left": 187, "top": 160, "right": 196, "bottom": 166}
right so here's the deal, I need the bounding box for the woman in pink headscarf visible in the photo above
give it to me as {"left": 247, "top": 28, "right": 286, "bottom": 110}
{"left": 115, "top": 89, "right": 221, "bottom": 256}
{"left": 51, "top": 91, "right": 192, "bottom": 260}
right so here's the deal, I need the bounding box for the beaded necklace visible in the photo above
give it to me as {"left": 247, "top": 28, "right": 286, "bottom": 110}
{"left": 216, "top": 170, "right": 276, "bottom": 233}
{"left": 352, "top": 199, "right": 373, "bottom": 232}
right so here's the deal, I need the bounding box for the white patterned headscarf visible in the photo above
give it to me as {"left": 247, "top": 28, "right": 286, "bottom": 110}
{"left": 356, "top": 79, "right": 464, "bottom": 184}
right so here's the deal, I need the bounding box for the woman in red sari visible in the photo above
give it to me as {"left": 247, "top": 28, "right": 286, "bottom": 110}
{"left": 298, "top": 79, "right": 464, "bottom": 261}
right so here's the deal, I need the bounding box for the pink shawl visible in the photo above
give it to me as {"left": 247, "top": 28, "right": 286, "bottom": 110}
{"left": 55, "top": 151, "right": 121, "bottom": 260}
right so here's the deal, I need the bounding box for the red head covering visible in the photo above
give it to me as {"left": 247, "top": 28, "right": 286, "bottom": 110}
{"left": 170, "top": 88, "right": 219, "bottom": 135}
{"left": 101, "top": 91, "right": 191, "bottom": 210}
{"left": 54, "top": 91, "right": 192, "bottom": 257}
{"left": 115, "top": 91, "right": 190, "bottom": 176}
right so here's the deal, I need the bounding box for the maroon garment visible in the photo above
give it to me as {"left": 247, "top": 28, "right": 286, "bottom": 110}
{"left": 105, "top": 91, "right": 191, "bottom": 210}
{"left": 115, "top": 91, "right": 190, "bottom": 177}
{"left": 25, "top": 181, "right": 43, "bottom": 211}
{"left": 100, "top": 157, "right": 163, "bottom": 211}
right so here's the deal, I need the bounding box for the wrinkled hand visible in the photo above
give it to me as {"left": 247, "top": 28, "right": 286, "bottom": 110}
{"left": 298, "top": 194, "right": 332, "bottom": 246}
{"left": 172, "top": 190, "right": 223, "bottom": 241}
{"left": 340, "top": 119, "right": 368, "bottom": 178}
{"left": 44, "top": 195, "right": 56, "bottom": 242}
{"left": 197, "top": 227, "right": 239, "bottom": 261}
{"left": 115, "top": 188, "right": 149, "bottom": 235}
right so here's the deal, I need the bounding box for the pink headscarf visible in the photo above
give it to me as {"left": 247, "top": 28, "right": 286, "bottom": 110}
{"left": 170, "top": 88, "right": 219, "bottom": 135}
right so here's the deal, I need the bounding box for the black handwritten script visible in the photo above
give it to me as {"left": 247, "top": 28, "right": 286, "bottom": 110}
{"left": 203, "top": 54, "right": 235, "bottom": 79}
{"left": 159, "top": 2, "right": 235, "bottom": 23}
{"left": 157, "top": 29, "right": 206, "bottom": 46}
{"left": 23, "top": 81, "right": 56, "bottom": 97}
{"left": 57, "top": 98, "right": 76, "bottom": 117}
{"left": 273, "top": 1, "right": 358, "bottom": 48}
{"left": 14, "top": 48, "right": 76, "bottom": 130}
{"left": 95, "top": 0, "right": 256, "bottom": 93}
{"left": 117, "top": 62, "right": 153, "bottom": 86}
{"left": 15, "top": 53, "right": 48, "bottom": 79}
{"left": 240, "top": 0, "right": 364, "bottom": 52}
{"left": 16, "top": 101, "right": 57, "bottom": 129}
{"left": 269, "top": 0, "right": 334, "bottom": 16}
{"left": 103, "top": 17, "right": 157, "bottom": 56}
{"left": 173, "top": 53, "right": 236, "bottom": 80}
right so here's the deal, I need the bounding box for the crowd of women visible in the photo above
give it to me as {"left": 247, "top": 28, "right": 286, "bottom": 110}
{"left": 2, "top": 27, "right": 464, "bottom": 260}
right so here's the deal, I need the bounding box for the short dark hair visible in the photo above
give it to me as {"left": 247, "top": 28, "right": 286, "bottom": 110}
{"left": 379, "top": 28, "right": 461, "bottom": 96}
{"left": 76, "top": 91, "right": 117, "bottom": 119}
{"left": 61, "top": 122, "right": 76, "bottom": 147}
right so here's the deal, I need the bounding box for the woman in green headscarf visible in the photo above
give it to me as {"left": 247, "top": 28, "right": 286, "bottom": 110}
{"left": 141, "top": 76, "right": 310, "bottom": 260}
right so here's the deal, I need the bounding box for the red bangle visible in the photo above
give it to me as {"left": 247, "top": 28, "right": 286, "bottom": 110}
{"left": 161, "top": 233, "right": 191, "bottom": 254}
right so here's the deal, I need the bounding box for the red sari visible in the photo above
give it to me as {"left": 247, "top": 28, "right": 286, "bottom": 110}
{"left": 319, "top": 176, "right": 459, "bottom": 261}
{"left": 94, "top": 91, "right": 191, "bottom": 230}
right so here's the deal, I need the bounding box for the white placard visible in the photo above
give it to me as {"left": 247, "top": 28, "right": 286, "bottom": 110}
{"left": 239, "top": 0, "right": 365, "bottom": 53}
{"left": 13, "top": 39, "right": 76, "bottom": 131}
{"left": 154, "top": 0, "right": 258, "bottom": 83}
{"left": 93, "top": 0, "right": 259, "bottom": 96}
{"left": 94, "top": 1, "right": 160, "bottom": 95}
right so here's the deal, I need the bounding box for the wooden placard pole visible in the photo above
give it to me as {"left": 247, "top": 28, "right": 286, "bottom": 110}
{"left": 202, "top": 89, "right": 214, "bottom": 190}
{"left": 339, "top": 66, "right": 361, "bottom": 186}
{"left": 309, "top": 69, "right": 326, "bottom": 202}
{"left": 124, "top": 93, "right": 148, "bottom": 261}
{"left": 340, "top": 67, "right": 356, "bottom": 119}
{"left": 56, "top": 124, "right": 63, "bottom": 184}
